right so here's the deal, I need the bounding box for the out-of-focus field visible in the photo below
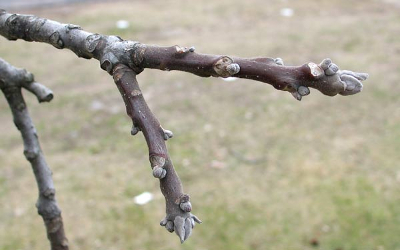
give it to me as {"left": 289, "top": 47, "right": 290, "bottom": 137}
{"left": 0, "top": 0, "right": 399, "bottom": 249}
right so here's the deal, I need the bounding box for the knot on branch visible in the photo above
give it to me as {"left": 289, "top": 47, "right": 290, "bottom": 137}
{"left": 85, "top": 33, "right": 102, "bottom": 53}
{"left": 49, "top": 31, "right": 64, "bottom": 49}
{"left": 24, "top": 148, "right": 40, "bottom": 160}
{"left": 42, "top": 188, "right": 56, "bottom": 199}
{"left": 4, "top": 14, "right": 19, "bottom": 40}
{"left": 97, "top": 39, "right": 145, "bottom": 74}
{"left": 213, "top": 56, "right": 240, "bottom": 77}
{"left": 36, "top": 198, "right": 62, "bottom": 220}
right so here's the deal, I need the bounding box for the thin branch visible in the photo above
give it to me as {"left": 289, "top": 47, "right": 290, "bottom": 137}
{"left": 0, "top": 58, "right": 68, "bottom": 250}
{"left": 112, "top": 64, "right": 201, "bottom": 243}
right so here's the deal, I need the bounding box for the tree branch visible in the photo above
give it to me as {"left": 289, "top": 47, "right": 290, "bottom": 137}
{"left": 0, "top": 58, "right": 68, "bottom": 250}
{"left": 112, "top": 64, "right": 201, "bottom": 243}
{"left": 0, "top": 9, "right": 369, "bottom": 243}
{"left": 0, "top": 10, "right": 368, "bottom": 100}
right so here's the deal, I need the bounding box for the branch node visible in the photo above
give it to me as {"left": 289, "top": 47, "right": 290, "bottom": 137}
{"left": 150, "top": 155, "right": 166, "bottom": 167}
{"left": 213, "top": 56, "right": 240, "bottom": 77}
{"left": 42, "top": 188, "right": 56, "bottom": 199}
{"left": 174, "top": 45, "right": 196, "bottom": 56}
{"left": 24, "top": 148, "right": 40, "bottom": 160}
{"left": 49, "top": 31, "right": 64, "bottom": 49}
{"left": 4, "top": 14, "right": 19, "bottom": 40}
{"left": 36, "top": 198, "right": 61, "bottom": 219}
{"left": 150, "top": 155, "right": 167, "bottom": 178}
{"left": 85, "top": 33, "right": 102, "bottom": 53}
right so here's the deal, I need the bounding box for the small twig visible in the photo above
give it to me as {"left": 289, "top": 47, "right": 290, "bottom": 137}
{"left": 0, "top": 58, "right": 68, "bottom": 250}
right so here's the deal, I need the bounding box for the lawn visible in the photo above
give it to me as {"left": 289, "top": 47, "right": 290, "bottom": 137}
{"left": 0, "top": 0, "right": 399, "bottom": 249}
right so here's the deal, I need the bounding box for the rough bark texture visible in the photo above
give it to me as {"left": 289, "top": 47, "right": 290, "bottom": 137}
{"left": 0, "top": 58, "right": 68, "bottom": 250}
{"left": 0, "top": 9, "right": 369, "bottom": 245}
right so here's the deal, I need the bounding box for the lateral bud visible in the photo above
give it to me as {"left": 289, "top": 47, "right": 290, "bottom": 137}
{"left": 49, "top": 32, "right": 64, "bottom": 49}
{"left": 175, "top": 45, "right": 195, "bottom": 56}
{"left": 213, "top": 56, "right": 240, "bottom": 77}
{"left": 163, "top": 129, "right": 174, "bottom": 140}
{"left": 131, "top": 124, "right": 140, "bottom": 136}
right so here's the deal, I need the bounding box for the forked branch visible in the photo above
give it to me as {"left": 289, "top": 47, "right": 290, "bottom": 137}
{"left": 0, "top": 58, "right": 68, "bottom": 250}
{"left": 0, "top": 9, "right": 369, "bottom": 244}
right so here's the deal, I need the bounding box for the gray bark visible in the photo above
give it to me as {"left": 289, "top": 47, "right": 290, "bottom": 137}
{"left": 0, "top": 58, "right": 68, "bottom": 250}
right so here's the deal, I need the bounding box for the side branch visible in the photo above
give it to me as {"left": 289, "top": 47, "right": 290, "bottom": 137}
{"left": 0, "top": 58, "right": 68, "bottom": 250}
{"left": 112, "top": 64, "right": 201, "bottom": 243}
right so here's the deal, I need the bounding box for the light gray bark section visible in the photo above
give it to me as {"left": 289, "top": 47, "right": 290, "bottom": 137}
{"left": 0, "top": 58, "right": 68, "bottom": 250}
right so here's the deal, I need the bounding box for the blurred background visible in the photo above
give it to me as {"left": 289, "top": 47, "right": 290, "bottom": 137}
{"left": 0, "top": 0, "right": 399, "bottom": 249}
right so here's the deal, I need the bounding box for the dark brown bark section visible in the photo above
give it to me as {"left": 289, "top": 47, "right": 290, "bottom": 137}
{"left": 0, "top": 10, "right": 367, "bottom": 98}
{"left": 140, "top": 45, "right": 310, "bottom": 91}
{"left": 0, "top": 58, "right": 68, "bottom": 250}
{"left": 112, "top": 64, "right": 200, "bottom": 242}
{"left": 112, "top": 64, "right": 183, "bottom": 213}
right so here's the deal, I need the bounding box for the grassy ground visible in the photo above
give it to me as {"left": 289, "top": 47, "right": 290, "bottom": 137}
{"left": 0, "top": 0, "right": 399, "bottom": 249}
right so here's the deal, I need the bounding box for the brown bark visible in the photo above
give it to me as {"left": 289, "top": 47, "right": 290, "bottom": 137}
{"left": 0, "top": 10, "right": 369, "bottom": 245}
